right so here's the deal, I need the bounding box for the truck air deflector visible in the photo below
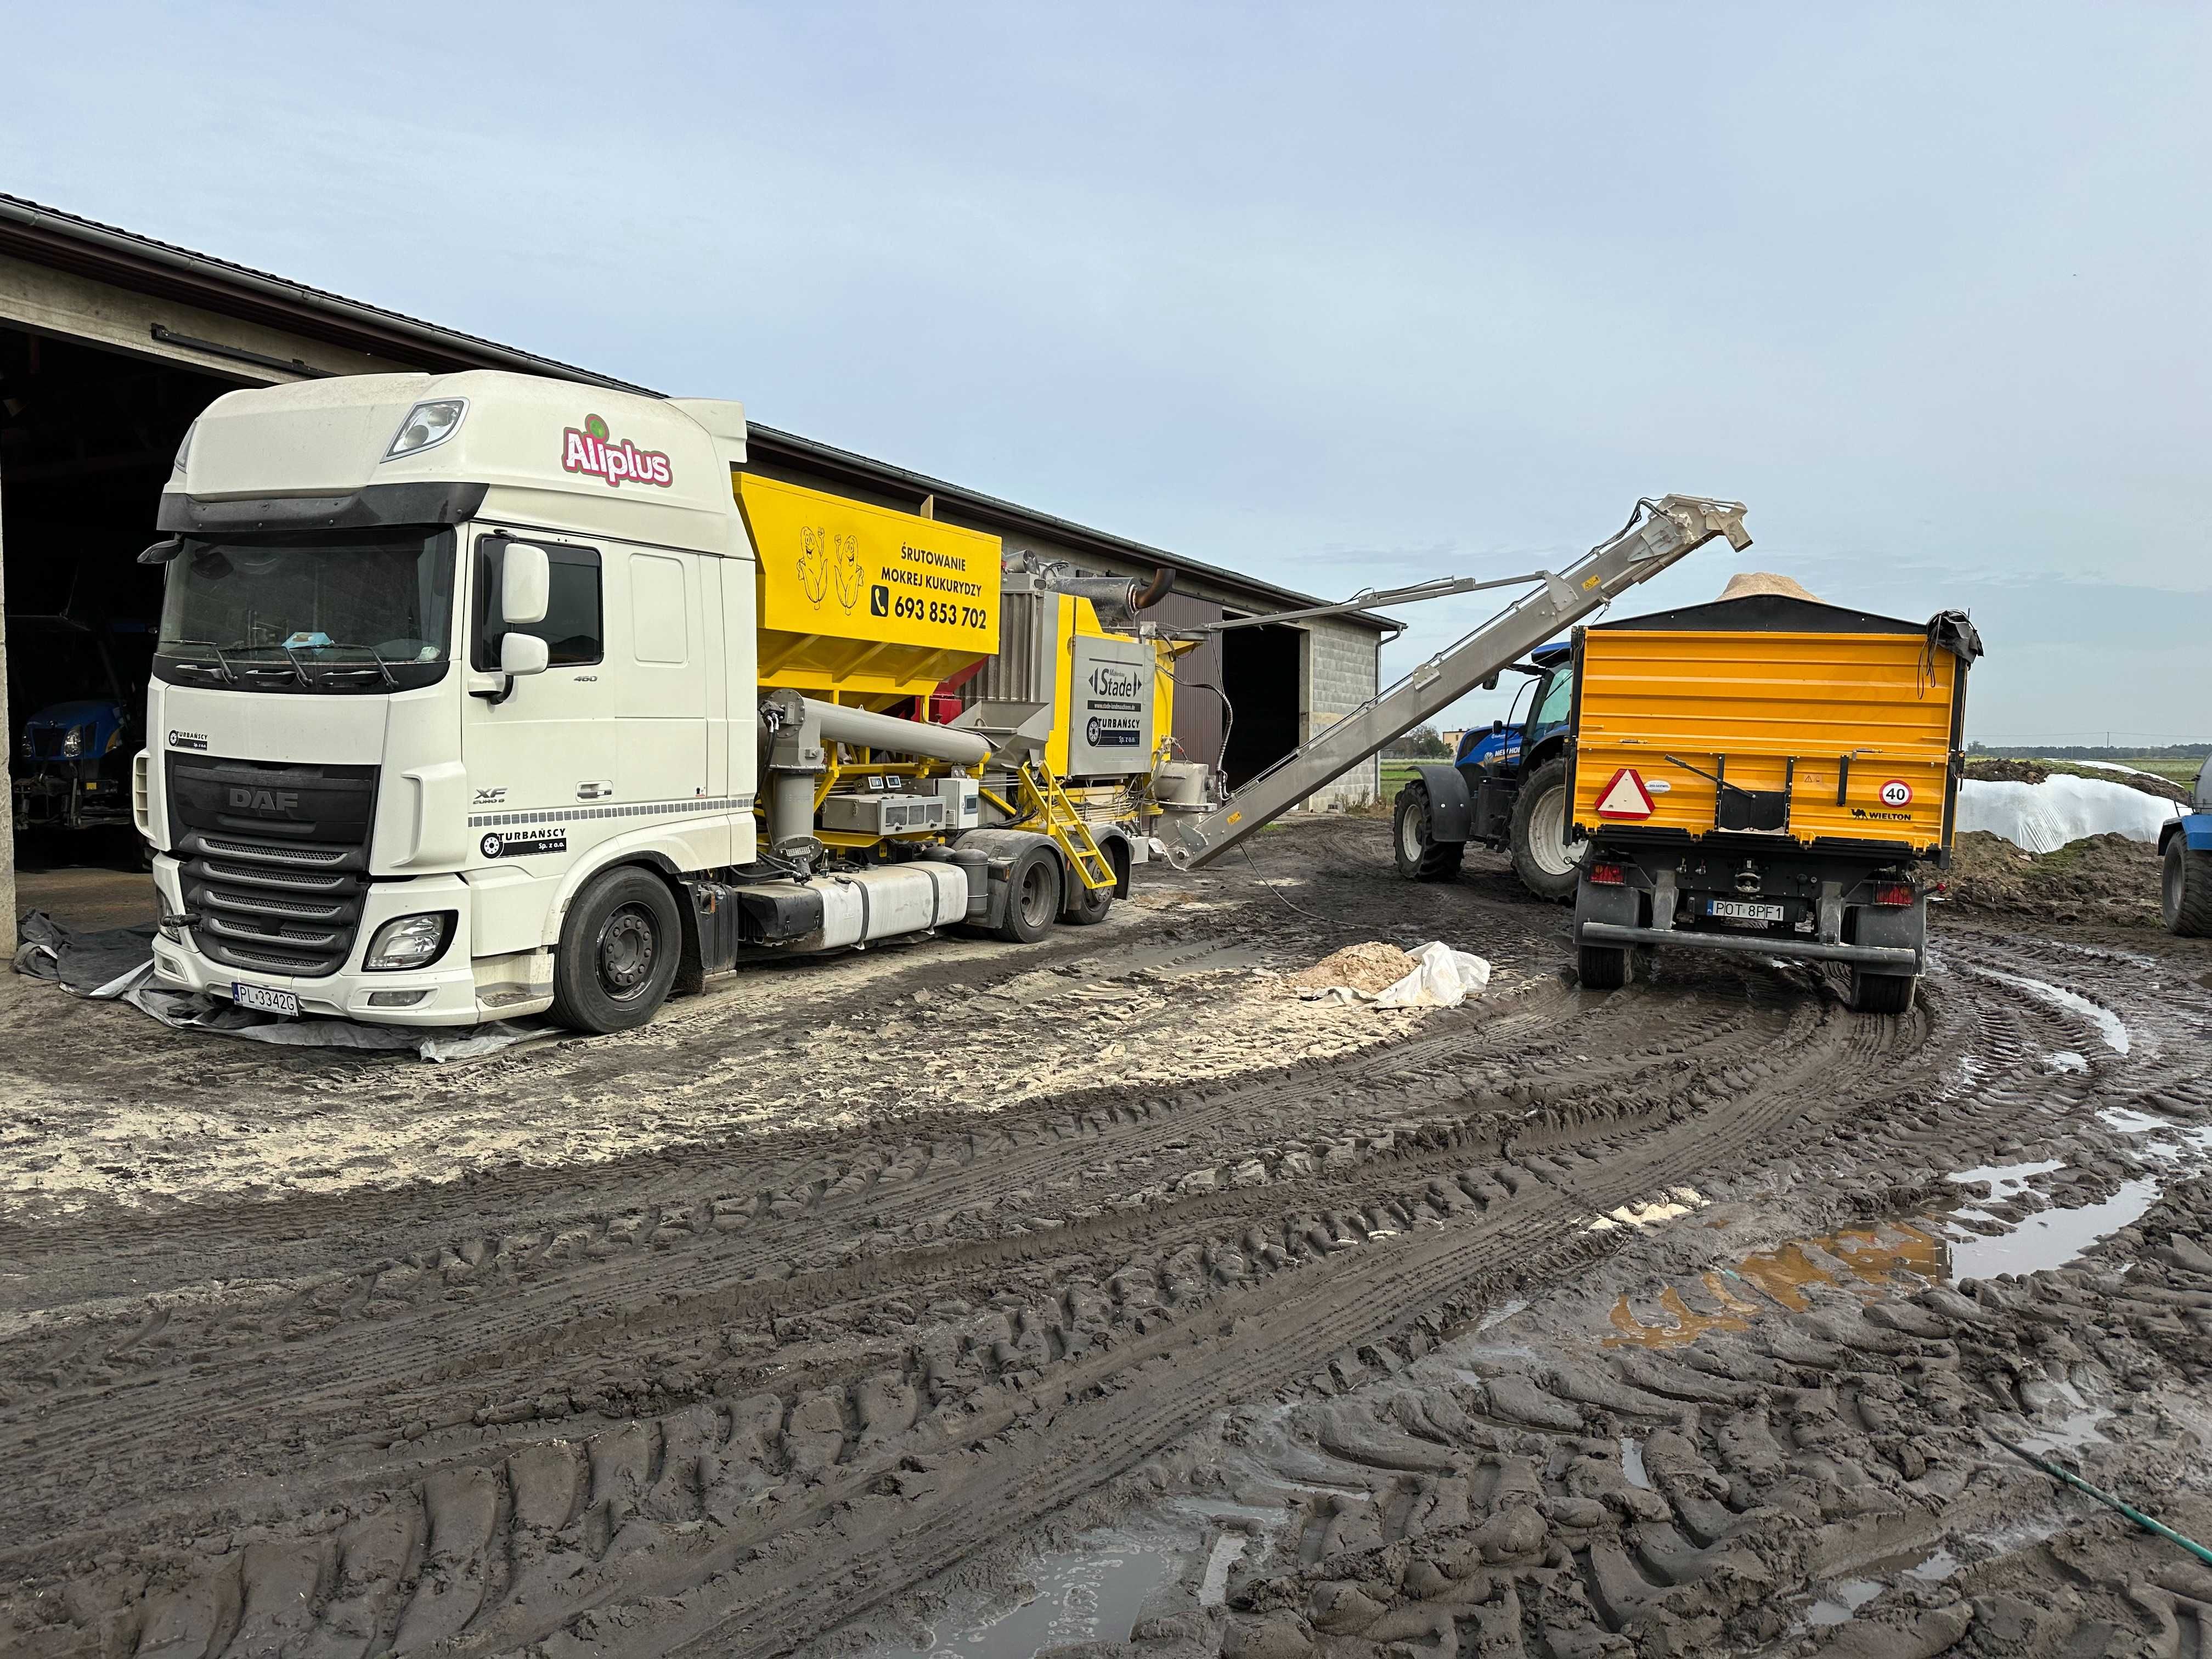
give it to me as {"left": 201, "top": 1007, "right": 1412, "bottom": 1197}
{"left": 157, "top": 481, "right": 489, "bottom": 535}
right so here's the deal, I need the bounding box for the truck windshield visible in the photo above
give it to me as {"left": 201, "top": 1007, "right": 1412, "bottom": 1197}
{"left": 154, "top": 528, "right": 456, "bottom": 693}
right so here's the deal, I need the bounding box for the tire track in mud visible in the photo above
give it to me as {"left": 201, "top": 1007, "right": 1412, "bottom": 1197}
{"left": 10, "top": 952, "right": 1924, "bottom": 1655}
{"left": 11, "top": 823, "right": 2205, "bottom": 1658}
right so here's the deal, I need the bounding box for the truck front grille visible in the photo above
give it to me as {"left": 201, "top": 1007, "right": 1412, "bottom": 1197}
{"left": 165, "top": 754, "right": 379, "bottom": 980}
{"left": 181, "top": 832, "right": 368, "bottom": 978}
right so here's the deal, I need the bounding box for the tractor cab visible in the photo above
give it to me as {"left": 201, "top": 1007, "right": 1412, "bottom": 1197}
{"left": 1455, "top": 641, "right": 1573, "bottom": 781}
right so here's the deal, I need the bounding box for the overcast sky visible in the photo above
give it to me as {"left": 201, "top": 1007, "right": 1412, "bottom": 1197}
{"left": 9, "top": 4, "right": 2207, "bottom": 744}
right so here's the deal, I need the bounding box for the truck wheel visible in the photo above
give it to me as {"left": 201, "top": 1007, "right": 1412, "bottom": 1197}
{"left": 1509, "top": 757, "right": 1584, "bottom": 901}
{"left": 2164, "top": 836, "right": 2212, "bottom": 936}
{"left": 550, "top": 866, "right": 683, "bottom": 1034}
{"left": 1062, "top": 866, "right": 1114, "bottom": 926}
{"left": 1848, "top": 968, "right": 1917, "bottom": 1014}
{"left": 1393, "top": 783, "right": 1463, "bottom": 881}
{"left": 1577, "top": 944, "right": 1629, "bottom": 990}
{"left": 997, "top": 844, "right": 1063, "bottom": 943}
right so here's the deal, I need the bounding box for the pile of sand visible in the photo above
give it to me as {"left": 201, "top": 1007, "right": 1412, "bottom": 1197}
{"left": 1283, "top": 941, "right": 1416, "bottom": 994}
{"left": 1718, "top": 571, "right": 1821, "bottom": 602}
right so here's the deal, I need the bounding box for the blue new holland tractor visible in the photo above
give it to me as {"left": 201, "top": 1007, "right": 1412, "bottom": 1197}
{"left": 2160, "top": 755, "right": 2212, "bottom": 936}
{"left": 1391, "top": 641, "right": 1585, "bottom": 900}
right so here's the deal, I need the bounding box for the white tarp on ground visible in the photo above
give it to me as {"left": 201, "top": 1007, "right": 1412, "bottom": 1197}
{"left": 1300, "top": 941, "right": 1492, "bottom": 1008}
{"left": 1956, "top": 775, "right": 2181, "bottom": 855}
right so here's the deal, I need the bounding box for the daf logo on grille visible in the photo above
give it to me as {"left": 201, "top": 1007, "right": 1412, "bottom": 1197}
{"left": 228, "top": 786, "right": 300, "bottom": 813}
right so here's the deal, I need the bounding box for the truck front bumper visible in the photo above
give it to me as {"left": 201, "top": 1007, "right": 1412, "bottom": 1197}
{"left": 1577, "top": 922, "right": 1921, "bottom": 971}
{"left": 148, "top": 856, "right": 493, "bottom": 1026}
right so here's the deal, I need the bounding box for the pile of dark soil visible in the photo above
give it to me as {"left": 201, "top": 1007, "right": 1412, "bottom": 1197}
{"left": 1962, "top": 756, "right": 2192, "bottom": 803}
{"left": 1946, "top": 830, "right": 2163, "bottom": 927}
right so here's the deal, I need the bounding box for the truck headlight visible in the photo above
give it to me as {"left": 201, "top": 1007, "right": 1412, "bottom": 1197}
{"left": 61, "top": 727, "right": 85, "bottom": 758}
{"left": 364, "top": 911, "right": 455, "bottom": 970}
{"left": 385, "top": 398, "right": 467, "bottom": 460}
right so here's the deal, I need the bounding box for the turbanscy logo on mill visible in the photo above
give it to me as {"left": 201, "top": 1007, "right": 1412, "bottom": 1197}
{"left": 561, "top": 414, "right": 674, "bottom": 489}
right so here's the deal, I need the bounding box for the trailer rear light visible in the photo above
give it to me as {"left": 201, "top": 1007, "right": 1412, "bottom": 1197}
{"left": 1872, "top": 883, "right": 1915, "bottom": 906}
{"left": 1589, "top": 862, "right": 1627, "bottom": 885}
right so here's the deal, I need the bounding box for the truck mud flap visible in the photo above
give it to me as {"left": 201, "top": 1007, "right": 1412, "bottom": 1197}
{"left": 1577, "top": 922, "right": 1919, "bottom": 970}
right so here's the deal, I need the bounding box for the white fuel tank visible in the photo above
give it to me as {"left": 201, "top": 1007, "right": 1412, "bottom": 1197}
{"left": 798, "top": 864, "right": 968, "bottom": 951}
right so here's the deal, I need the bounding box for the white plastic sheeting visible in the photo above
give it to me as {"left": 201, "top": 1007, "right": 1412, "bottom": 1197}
{"left": 1956, "top": 775, "right": 2181, "bottom": 855}
{"left": 1299, "top": 941, "right": 1492, "bottom": 1008}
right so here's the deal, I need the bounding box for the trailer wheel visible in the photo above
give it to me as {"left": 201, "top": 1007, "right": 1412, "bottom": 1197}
{"left": 1576, "top": 944, "right": 1629, "bottom": 990}
{"left": 998, "top": 844, "right": 1062, "bottom": 943}
{"left": 1393, "top": 783, "right": 1463, "bottom": 881}
{"left": 1848, "top": 968, "right": 1917, "bottom": 1014}
{"left": 1508, "top": 757, "right": 1584, "bottom": 901}
{"left": 550, "top": 866, "right": 682, "bottom": 1034}
{"left": 2163, "top": 836, "right": 2212, "bottom": 937}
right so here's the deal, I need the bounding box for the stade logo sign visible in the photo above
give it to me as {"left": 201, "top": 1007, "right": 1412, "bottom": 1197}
{"left": 562, "top": 414, "right": 674, "bottom": 489}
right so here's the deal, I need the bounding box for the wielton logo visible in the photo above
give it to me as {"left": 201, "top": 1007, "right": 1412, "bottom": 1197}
{"left": 797, "top": 527, "right": 865, "bottom": 613}
{"left": 228, "top": 786, "right": 300, "bottom": 814}
{"left": 562, "top": 414, "right": 674, "bottom": 489}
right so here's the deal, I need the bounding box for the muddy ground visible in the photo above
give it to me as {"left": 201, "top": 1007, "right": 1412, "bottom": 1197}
{"left": 3, "top": 819, "right": 2210, "bottom": 1659}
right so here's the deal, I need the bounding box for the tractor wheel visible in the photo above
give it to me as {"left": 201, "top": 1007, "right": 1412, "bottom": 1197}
{"left": 1508, "top": 757, "right": 1584, "bottom": 901}
{"left": 1393, "top": 783, "right": 1464, "bottom": 881}
{"left": 2163, "top": 835, "right": 2212, "bottom": 937}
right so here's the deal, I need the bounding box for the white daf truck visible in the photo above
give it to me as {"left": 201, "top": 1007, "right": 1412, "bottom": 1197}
{"left": 137, "top": 370, "right": 1139, "bottom": 1033}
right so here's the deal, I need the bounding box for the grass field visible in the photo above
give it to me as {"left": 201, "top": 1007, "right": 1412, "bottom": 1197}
{"left": 2111, "top": 756, "right": 2205, "bottom": 786}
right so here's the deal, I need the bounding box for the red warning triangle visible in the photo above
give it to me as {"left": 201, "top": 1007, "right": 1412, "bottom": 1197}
{"left": 1594, "top": 767, "right": 1656, "bottom": 820}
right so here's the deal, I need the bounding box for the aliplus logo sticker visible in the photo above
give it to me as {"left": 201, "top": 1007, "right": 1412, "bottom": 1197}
{"left": 561, "top": 413, "right": 674, "bottom": 489}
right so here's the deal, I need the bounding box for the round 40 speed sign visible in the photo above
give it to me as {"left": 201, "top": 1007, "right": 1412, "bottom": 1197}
{"left": 1878, "top": 779, "right": 1914, "bottom": 808}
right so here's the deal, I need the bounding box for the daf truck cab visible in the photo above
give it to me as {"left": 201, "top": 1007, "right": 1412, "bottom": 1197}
{"left": 138, "top": 371, "right": 1113, "bottom": 1034}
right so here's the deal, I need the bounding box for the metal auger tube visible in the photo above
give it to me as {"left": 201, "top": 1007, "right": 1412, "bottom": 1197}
{"left": 1161, "top": 494, "right": 1751, "bottom": 871}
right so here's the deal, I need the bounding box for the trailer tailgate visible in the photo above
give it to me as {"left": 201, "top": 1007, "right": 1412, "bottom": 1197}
{"left": 1571, "top": 622, "right": 1964, "bottom": 856}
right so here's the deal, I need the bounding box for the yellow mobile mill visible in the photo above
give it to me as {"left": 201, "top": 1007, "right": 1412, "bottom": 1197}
{"left": 735, "top": 473, "right": 1189, "bottom": 924}
{"left": 1566, "top": 589, "right": 1983, "bottom": 1013}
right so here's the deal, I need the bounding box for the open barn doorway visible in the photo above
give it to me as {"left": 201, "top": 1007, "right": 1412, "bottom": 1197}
{"left": 1220, "top": 620, "right": 1305, "bottom": 791}
{"left": 3, "top": 326, "right": 236, "bottom": 899}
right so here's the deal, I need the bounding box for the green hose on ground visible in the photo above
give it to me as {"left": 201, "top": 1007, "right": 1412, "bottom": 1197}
{"left": 1988, "top": 1432, "right": 2212, "bottom": 1570}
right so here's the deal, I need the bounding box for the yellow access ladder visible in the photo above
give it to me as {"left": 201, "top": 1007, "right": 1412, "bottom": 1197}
{"left": 1015, "top": 761, "right": 1116, "bottom": 891}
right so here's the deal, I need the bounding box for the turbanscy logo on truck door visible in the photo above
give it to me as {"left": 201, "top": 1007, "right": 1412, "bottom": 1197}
{"left": 562, "top": 414, "right": 674, "bottom": 489}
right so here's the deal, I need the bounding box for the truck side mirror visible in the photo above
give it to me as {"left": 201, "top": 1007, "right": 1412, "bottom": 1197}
{"left": 501, "top": 543, "right": 550, "bottom": 627}
{"left": 501, "top": 632, "right": 550, "bottom": 676}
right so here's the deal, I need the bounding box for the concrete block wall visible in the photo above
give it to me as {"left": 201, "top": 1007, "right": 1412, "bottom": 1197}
{"left": 1302, "top": 616, "right": 1382, "bottom": 811}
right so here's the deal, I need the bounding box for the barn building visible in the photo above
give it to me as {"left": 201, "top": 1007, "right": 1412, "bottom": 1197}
{"left": 0, "top": 194, "right": 1393, "bottom": 929}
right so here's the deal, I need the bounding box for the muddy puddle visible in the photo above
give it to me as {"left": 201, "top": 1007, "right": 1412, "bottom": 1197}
{"left": 1605, "top": 1220, "right": 1947, "bottom": 1346}
{"left": 1949, "top": 1176, "right": 2161, "bottom": 1277}
{"left": 868, "top": 1532, "right": 1173, "bottom": 1658}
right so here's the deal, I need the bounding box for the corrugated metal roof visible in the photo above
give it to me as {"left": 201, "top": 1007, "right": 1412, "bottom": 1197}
{"left": 0, "top": 192, "right": 1395, "bottom": 630}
